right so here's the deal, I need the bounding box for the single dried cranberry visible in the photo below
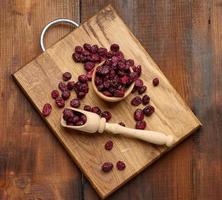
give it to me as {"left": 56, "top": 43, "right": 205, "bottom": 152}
{"left": 67, "top": 81, "right": 75, "bottom": 90}
{"left": 91, "top": 54, "right": 101, "bottom": 62}
{"left": 80, "top": 114, "right": 87, "bottom": 123}
{"left": 142, "top": 95, "right": 150, "bottom": 105}
{"left": 70, "top": 98, "right": 81, "bottom": 108}
{"left": 131, "top": 96, "right": 142, "bottom": 106}
{"left": 98, "top": 47, "right": 107, "bottom": 56}
{"left": 84, "top": 62, "right": 95, "bottom": 71}
{"left": 63, "top": 108, "right": 74, "bottom": 120}
{"left": 86, "top": 69, "right": 94, "bottom": 81}
{"left": 134, "top": 109, "right": 144, "bottom": 121}
{"left": 83, "top": 43, "right": 92, "bottom": 51}
{"left": 135, "top": 120, "right": 146, "bottom": 129}
{"left": 42, "top": 103, "right": 52, "bottom": 117}
{"left": 138, "top": 85, "right": 147, "bottom": 94}
{"left": 91, "top": 106, "right": 101, "bottom": 115}
{"left": 101, "top": 162, "right": 113, "bottom": 172}
{"left": 110, "top": 43, "right": 120, "bottom": 52}
{"left": 114, "top": 89, "right": 125, "bottom": 97}
{"left": 72, "top": 52, "right": 81, "bottom": 62}
{"left": 101, "top": 111, "right": 112, "bottom": 122}
{"left": 55, "top": 97, "right": 65, "bottom": 108}
{"left": 120, "top": 75, "right": 129, "bottom": 85}
{"left": 132, "top": 65, "right": 142, "bottom": 77}
{"left": 126, "top": 59, "right": 134, "bottom": 66}
{"left": 58, "top": 82, "right": 67, "bottom": 92}
{"left": 84, "top": 105, "right": 92, "bottom": 111}
{"left": 143, "top": 105, "right": 155, "bottom": 116}
{"left": 105, "top": 140, "right": 113, "bottom": 151}
{"left": 91, "top": 44, "right": 98, "bottom": 53}
{"left": 75, "top": 46, "right": 83, "bottom": 54}
{"left": 51, "top": 90, "right": 59, "bottom": 99}
{"left": 118, "top": 122, "right": 126, "bottom": 127}
{"left": 106, "top": 51, "right": 113, "bottom": 58}
{"left": 135, "top": 79, "right": 143, "bottom": 88}
{"left": 62, "top": 90, "right": 70, "bottom": 100}
{"left": 78, "top": 74, "right": 88, "bottom": 83}
{"left": 72, "top": 116, "right": 80, "bottom": 124}
{"left": 77, "top": 92, "right": 86, "bottom": 99}
{"left": 78, "top": 83, "right": 89, "bottom": 93}
{"left": 102, "top": 90, "right": 113, "bottom": 97}
{"left": 116, "top": 161, "right": 126, "bottom": 170}
{"left": 153, "top": 77, "right": 159, "bottom": 86}
{"left": 63, "top": 72, "right": 72, "bottom": 81}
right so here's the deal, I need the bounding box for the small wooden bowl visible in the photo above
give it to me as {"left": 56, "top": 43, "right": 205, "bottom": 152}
{"left": 92, "top": 62, "right": 135, "bottom": 102}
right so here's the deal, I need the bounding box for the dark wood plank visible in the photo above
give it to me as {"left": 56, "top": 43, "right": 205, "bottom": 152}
{"left": 80, "top": 1, "right": 222, "bottom": 200}
{"left": 0, "top": 1, "right": 82, "bottom": 199}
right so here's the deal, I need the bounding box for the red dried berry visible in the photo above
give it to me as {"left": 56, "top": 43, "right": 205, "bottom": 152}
{"left": 78, "top": 74, "right": 88, "bottom": 83}
{"left": 58, "top": 82, "right": 67, "bottom": 92}
{"left": 55, "top": 97, "right": 65, "bottom": 108}
{"left": 62, "top": 90, "right": 70, "bottom": 100}
{"left": 63, "top": 108, "right": 74, "bottom": 121}
{"left": 113, "top": 89, "right": 125, "bottom": 97}
{"left": 80, "top": 114, "right": 87, "bottom": 123}
{"left": 102, "top": 90, "right": 113, "bottom": 97}
{"left": 70, "top": 98, "right": 81, "bottom": 108}
{"left": 83, "top": 105, "right": 92, "bottom": 111}
{"left": 138, "top": 85, "right": 147, "bottom": 94}
{"left": 101, "top": 162, "right": 113, "bottom": 172}
{"left": 110, "top": 44, "right": 120, "bottom": 52}
{"left": 75, "top": 46, "right": 83, "bottom": 54}
{"left": 116, "top": 161, "right": 126, "bottom": 170}
{"left": 91, "top": 106, "right": 101, "bottom": 115}
{"left": 131, "top": 96, "right": 142, "bottom": 106}
{"left": 67, "top": 81, "right": 75, "bottom": 90}
{"left": 51, "top": 90, "right": 59, "bottom": 99}
{"left": 72, "top": 52, "right": 81, "bottom": 62}
{"left": 101, "top": 111, "right": 112, "bottom": 122}
{"left": 83, "top": 43, "right": 92, "bottom": 51}
{"left": 143, "top": 105, "right": 155, "bottom": 116}
{"left": 42, "top": 103, "right": 52, "bottom": 117}
{"left": 104, "top": 140, "right": 113, "bottom": 151}
{"left": 153, "top": 78, "right": 159, "bottom": 86}
{"left": 135, "top": 120, "right": 146, "bottom": 130}
{"left": 91, "top": 44, "right": 98, "bottom": 53}
{"left": 84, "top": 62, "right": 95, "bottom": 71}
{"left": 77, "top": 91, "right": 86, "bottom": 99}
{"left": 86, "top": 69, "right": 94, "bottom": 81}
{"left": 135, "top": 79, "right": 143, "bottom": 88}
{"left": 118, "top": 122, "right": 126, "bottom": 127}
{"left": 63, "top": 72, "right": 72, "bottom": 81}
{"left": 134, "top": 109, "right": 144, "bottom": 121}
{"left": 98, "top": 47, "right": 108, "bottom": 56}
{"left": 142, "top": 95, "right": 150, "bottom": 105}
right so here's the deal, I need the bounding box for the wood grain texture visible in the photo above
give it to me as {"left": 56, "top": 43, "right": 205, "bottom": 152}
{"left": 13, "top": 5, "right": 201, "bottom": 199}
{"left": 0, "top": 1, "right": 81, "bottom": 199}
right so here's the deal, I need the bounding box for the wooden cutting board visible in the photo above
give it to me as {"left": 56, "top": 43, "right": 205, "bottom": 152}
{"left": 13, "top": 5, "right": 201, "bottom": 199}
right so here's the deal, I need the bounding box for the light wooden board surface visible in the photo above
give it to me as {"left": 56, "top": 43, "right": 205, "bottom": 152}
{"left": 13, "top": 5, "right": 201, "bottom": 199}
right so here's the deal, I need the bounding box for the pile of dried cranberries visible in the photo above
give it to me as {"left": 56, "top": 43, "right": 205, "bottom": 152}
{"left": 63, "top": 108, "right": 87, "bottom": 126}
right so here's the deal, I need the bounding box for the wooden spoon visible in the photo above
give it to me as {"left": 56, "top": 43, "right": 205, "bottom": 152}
{"left": 61, "top": 108, "right": 174, "bottom": 147}
{"left": 91, "top": 61, "right": 135, "bottom": 102}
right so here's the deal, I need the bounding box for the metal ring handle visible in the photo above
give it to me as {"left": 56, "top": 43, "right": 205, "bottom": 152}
{"left": 40, "top": 18, "right": 79, "bottom": 52}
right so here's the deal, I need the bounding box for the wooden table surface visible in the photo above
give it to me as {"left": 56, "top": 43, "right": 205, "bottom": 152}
{"left": 0, "top": 1, "right": 221, "bottom": 199}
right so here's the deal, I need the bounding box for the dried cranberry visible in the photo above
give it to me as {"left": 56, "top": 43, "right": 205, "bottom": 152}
{"left": 101, "top": 111, "right": 112, "bottom": 122}
{"left": 142, "top": 95, "right": 150, "bottom": 105}
{"left": 132, "top": 65, "right": 142, "bottom": 77}
{"left": 91, "top": 106, "right": 101, "bottom": 115}
{"left": 70, "top": 98, "right": 80, "bottom": 108}
{"left": 86, "top": 69, "right": 94, "bottom": 81}
{"left": 118, "top": 122, "right": 126, "bottom": 127}
{"left": 143, "top": 105, "right": 155, "bottom": 116}
{"left": 131, "top": 96, "right": 142, "bottom": 106}
{"left": 113, "top": 89, "right": 125, "bottom": 97}
{"left": 135, "top": 120, "right": 146, "bottom": 130}
{"left": 62, "top": 90, "right": 70, "bottom": 100}
{"left": 120, "top": 75, "right": 129, "bottom": 85}
{"left": 58, "top": 82, "right": 67, "bottom": 92}
{"left": 102, "top": 90, "right": 113, "bottom": 97}
{"left": 77, "top": 92, "right": 86, "bottom": 99}
{"left": 116, "top": 161, "right": 126, "bottom": 170}
{"left": 80, "top": 114, "right": 87, "bottom": 123}
{"left": 78, "top": 74, "right": 88, "bottom": 83}
{"left": 51, "top": 90, "right": 59, "bottom": 99}
{"left": 83, "top": 43, "right": 92, "bottom": 51}
{"left": 75, "top": 46, "right": 83, "bottom": 54}
{"left": 91, "top": 44, "right": 98, "bottom": 53}
{"left": 67, "top": 81, "right": 75, "bottom": 90}
{"left": 101, "top": 162, "right": 113, "bottom": 172}
{"left": 91, "top": 54, "right": 101, "bottom": 62}
{"left": 126, "top": 59, "right": 134, "bottom": 66}
{"left": 55, "top": 97, "right": 65, "bottom": 108}
{"left": 134, "top": 109, "right": 144, "bottom": 121}
{"left": 84, "top": 105, "right": 91, "bottom": 111}
{"left": 153, "top": 78, "right": 159, "bottom": 86}
{"left": 42, "top": 103, "right": 52, "bottom": 117}
{"left": 78, "top": 83, "right": 89, "bottom": 93}
{"left": 72, "top": 116, "right": 80, "bottom": 124}
{"left": 97, "top": 84, "right": 104, "bottom": 91}
{"left": 63, "top": 108, "right": 74, "bottom": 120}
{"left": 75, "top": 120, "right": 84, "bottom": 126}
{"left": 63, "top": 72, "right": 72, "bottom": 81}
{"left": 105, "top": 140, "right": 113, "bottom": 151}
{"left": 110, "top": 43, "right": 119, "bottom": 52}
{"left": 135, "top": 79, "right": 143, "bottom": 88}
{"left": 138, "top": 85, "right": 147, "bottom": 94}
{"left": 84, "top": 62, "right": 95, "bottom": 71}
{"left": 98, "top": 47, "right": 107, "bottom": 56}
{"left": 72, "top": 52, "right": 81, "bottom": 62}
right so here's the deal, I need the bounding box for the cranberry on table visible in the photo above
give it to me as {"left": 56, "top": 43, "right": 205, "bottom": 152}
{"left": 62, "top": 90, "right": 70, "bottom": 100}
{"left": 135, "top": 120, "right": 146, "bottom": 130}
{"left": 104, "top": 140, "right": 113, "bottom": 151}
{"left": 134, "top": 78, "right": 143, "bottom": 88}
{"left": 83, "top": 43, "right": 92, "bottom": 51}
{"left": 78, "top": 74, "right": 88, "bottom": 83}
{"left": 91, "top": 106, "right": 101, "bottom": 115}
{"left": 67, "top": 81, "right": 75, "bottom": 90}
{"left": 72, "top": 52, "right": 81, "bottom": 62}
{"left": 84, "top": 62, "right": 95, "bottom": 71}
{"left": 75, "top": 46, "right": 83, "bottom": 54}
{"left": 101, "top": 162, "right": 113, "bottom": 172}
{"left": 138, "top": 85, "right": 147, "bottom": 94}
{"left": 58, "top": 82, "right": 67, "bottom": 92}
{"left": 42, "top": 103, "right": 52, "bottom": 117}
{"left": 134, "top": 109, "right": 144, "bottom": 121}
{"left": 142, "top": 94, "right": 150, "bottom": 105}
{"left": 110, "top": 43, "right": 120, "bottom": 52}
{"left": 118, "top": 122, "right": 126, "bottom": 127}
{"left": 101, "top": 111, "right": 112, "bottom": 122}
{"left": 132, "top": 65, "right": 142, "bottom": 77}
{"left": 62, "top": 72, "right": 72, "bottom": 81}
{"left": 83, "top": 105, "right": 92, "bottom": 111}
{"left": 153, "top": 77, "right": 159, "bottom": 86}
{"left": 91, "top": 44, "right": 98, "bottom": 53}
{"left": 143, "top": 105, "right": 155, "bottom": 116}
{"left": 70, "top": 98, "right": 81, "bottom": 108}
{"left": 116, "top": 161, "right": 126, "bottom": 170}
{"left": 51, "top": 90, "right": 59, "bottom": 99}
{"left": 131, "top": 96, "right": 142, "bottom": 106}
{"left": 55, "top": 97, "right": 65, "bottom": 108}
{"left": 77, "top": 91, "right": 86, "bottom": 99}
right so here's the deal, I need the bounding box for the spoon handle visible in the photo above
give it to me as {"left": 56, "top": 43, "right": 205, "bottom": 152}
{"left": 105, "top": 123, "right": 174, "bottom": 147}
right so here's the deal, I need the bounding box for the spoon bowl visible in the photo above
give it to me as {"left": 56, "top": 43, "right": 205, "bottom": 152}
{"left": 92, "top": 61, "right": 135, "bottom": 102}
